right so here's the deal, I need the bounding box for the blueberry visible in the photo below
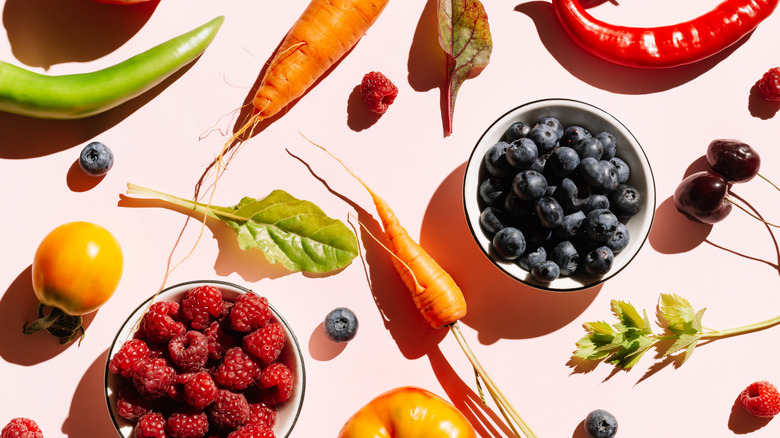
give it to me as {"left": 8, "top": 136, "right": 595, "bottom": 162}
{"left": 597, "top": 131, "right": 617, "bottom": 160}
{"left": 492, "top": 227, "right": 527, "bottom": 260}
{"left": 548, "top": 146, "right": 580, "bottom": 177}
{"left": 503, "top": 121, "right": 532, "bottom": 142}
{"left": 584, "top": 409, "right": 618, "bottom": 438}
{"left": 529, "top": 154, "right": 549, "bottom": 173}
{"left": 503, "top": 192, "right": 535, "bottom": 221}
{"left": 532, "top": 260, "right": 560, "bottom": 282}
{"left": 324, "top": 307, "right": 359, "bottom": 342}
{"left": 79, "top": 141, "right": 114, "bottom": 177}
{"left": 609, "top": 184, "right": 643, "bottom": 218}
{"left": 534, "top": 116, "right": 564, "bottom": 139}
{"left": 479, "top": 207, "right": 508, "bottom": 235}
{"left": 560, "top": 125, "right": 591, "bottom": 148}
{"left": 606, "top": 222, "right": 630, "bottom": 254}
{"left": 506, "top": 138, "right": 538, "bottom": 169}
{"left": 585, "top": 209, "right": 619, "bottom": 242}
{"left": 513, "top": 170, "right": 548, "bottom": 201}
{"left": 554, "top": 178, "right": 590, "bottom": 211}
{"left": 595, "top": 160, "right": 620, "bottom": 194}
{"left": 574, "top": 137, "right": 604, "bottom": 160}
{"left": 577, "top": 157, "right": 607, "bottom": 187}
{"left": 583, "top": 246, "right": 614, "bottom": 277}
{"left": 484, "top": 141, "right": 515, "bottom": 178}
{"left": 517, "top": 246, "right": 547, "bottom": 271}
{"left": 521, "top": 219, "right": 553, "bottom": 246}
{"left": 535, "top": 197, "right": 565, "bottom": 228}
{"left": 528, "top": 124, "right": 558, "bottom": 154}
{"left": 551, "top": 240, "right": 580, "bottom": 276}
{"left": 609, "top": 157, "right": 630, "bottom": 183}
{"left": 479, "top": 177, "right": 510, "bottom": 208}
{"left": 583, "top": 194, "right": 610, "bottom": 214}
{"left": 555, "top": 210, "right": 586, "bottom": 240}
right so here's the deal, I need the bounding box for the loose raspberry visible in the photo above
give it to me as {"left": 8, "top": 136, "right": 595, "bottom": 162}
{"left": 246, "top": 402, "right": 276, "bottom": 429}
{"left": 181, "top": 285, "right": 224, "bottom": 331}
{"left": 242, "top": 322, "right": 286, "bottom": 365}
{"left": 213, "top": 347, "right": 262, "bottom": 391}
{"left": 1, "top": 418, "right": 44, "bottom": 438}
{"left": 166, "top": 408, "right": 209, "bottom": 438}
{"left": 135, "top": 412, "right": 167, "bottom": 438}
{"left": 360, "top": 71, "right": 398, "bottom": 115}
{"left": 207, "top": 390, "right": 250, "bottom": 430}
{"left": 204, "top": 320, "right": 237, "bottom": 361}
{"left": 226, "top": 424, "right": 275, "bottom": 438}
{"left": 142, "top": 302, "right": 186, "bottom": 344}
{"left": 117, "top": 387, "right": 156, "bottom": 421}
{"left": 229, "top": 294, "right": 272, "bottom": 333}
{"left": 132, "top": 358, "right": 176, "bottom": 399}
{"left": 258, "top": 362, "right": 294, "bottom": 406}
{"left": 110, "top": 339, "right": 151, "bottom": 378}
{"left": 758, "top": 67, "right": 780, "bottom": 101}
{"left": 183, "top": 371, "right": 218, "bottom": 410}
{"left": 168, "top": 330, "right": 209, "bottom": 372}
{"left": 740, "top": 380, "right": 780, "bottom": 418}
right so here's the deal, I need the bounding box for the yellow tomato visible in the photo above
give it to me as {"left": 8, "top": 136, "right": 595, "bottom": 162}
{"left": 31, "top": 221, "right": 123, "bottom": 316}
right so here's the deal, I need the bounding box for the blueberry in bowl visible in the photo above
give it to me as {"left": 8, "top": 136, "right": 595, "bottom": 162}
{"left": 463, "top": 98, "right": 656, "bottom": 291}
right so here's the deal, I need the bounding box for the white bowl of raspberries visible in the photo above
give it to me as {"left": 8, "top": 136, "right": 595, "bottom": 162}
{"left": 105, "top": 280, "right": 305, "bottom": 438}
{"left": 463, "top": 98, "right": 656, "bottom": 291}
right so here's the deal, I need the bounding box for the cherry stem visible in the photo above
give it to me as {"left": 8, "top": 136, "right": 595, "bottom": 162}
{"left": 758, "top": 172, "right": 780, "bottom": 193}
{"left": 727, "top": 196, "right": 780, "bottom": 228}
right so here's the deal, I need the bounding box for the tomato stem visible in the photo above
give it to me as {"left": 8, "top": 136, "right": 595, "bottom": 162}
{"left": 23, "top": 304, "right": 84, "bottom": 345}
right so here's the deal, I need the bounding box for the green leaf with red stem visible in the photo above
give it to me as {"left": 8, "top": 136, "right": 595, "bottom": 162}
{"left": 437, "top": 0, "right": 492, "bottom": 137}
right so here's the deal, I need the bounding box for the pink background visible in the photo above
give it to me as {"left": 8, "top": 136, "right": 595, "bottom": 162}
{"left": 2, "top": 0, "right": 780, "bottom": 437}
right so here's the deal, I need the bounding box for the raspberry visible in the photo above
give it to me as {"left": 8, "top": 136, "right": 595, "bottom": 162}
{"left": 213, "top": 347, "right": 262, "bottom": 391}
{"left": 207, "top": 390, "right": 250, "bottom": 430}
{"left": 135, "top": 412, "right": 167, "bottom": 438}
{"left": 1, "top": 418, "right": 44, "bottom": 438}
{"left": 168, "top": 330, "right": 209, "bottom": 372}
{"left": 142, "top": 302, "right": 186, "bottom": 344}
{"left": 226, "top": 424, "right": 275, "bottom": 438}
{"left": 165, "top": 408, "right": 209, "bottom": 438}
{"left": 258, "top": 362, "right": 293, "bottom": 406}
{"left": 242, "top": 322, "right": 286, "bottom": 365}
{"left": 229, "top": 294, "right": 272, "bottom": 333}
{"left": 740, "top": 380, "right": 780, "bottom": 418}
{"left": 110, "top": 339, "right": 151, "bottom": 378}
{"left": 246, "top": 402, "right": 276, "bottom": 429}
{"left": 758, "top": 67, "right": 780, "bottom": 101}
{"left": 183, "top": 371, "right": 218, "bottom": 410}
{"left": 117, "top": 387, "right": 156, "bottom": 421}
{"left": 132, "top": 358, "right": 176, "bottom": 399}
{"left": 181, "top": 285, "right": 224, "bottom": 331}
{"left": 360, "top": 71, "right": 398, "bottom": 114}
{"left": 204, "top": 321, "right": 237, "bottom": 361}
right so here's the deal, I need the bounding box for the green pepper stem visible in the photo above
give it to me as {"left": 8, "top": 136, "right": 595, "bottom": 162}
{"left": 450, "top": 322, "right": 538, "bottom": 438}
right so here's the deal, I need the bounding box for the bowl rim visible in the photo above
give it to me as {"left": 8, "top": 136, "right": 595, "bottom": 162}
{"left": 103, "top": 279, "right": 306, "bottom": 438}
{"left": 462, "top": 97, "right": 657, "bottom": 292}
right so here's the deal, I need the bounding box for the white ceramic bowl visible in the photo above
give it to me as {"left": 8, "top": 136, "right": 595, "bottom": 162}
{"left": 463, "top": 98, "right": 656, "bottom": 291}
{"left": 105, "top": 280, "right": 305, "bottom": 437}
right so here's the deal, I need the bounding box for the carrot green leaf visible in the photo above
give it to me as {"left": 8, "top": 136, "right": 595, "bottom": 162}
{"left": 125, "top": 183, "right": 358, "bottom": 273}
{"left": 437, "top": 0, "right": 492, "bottom": 137}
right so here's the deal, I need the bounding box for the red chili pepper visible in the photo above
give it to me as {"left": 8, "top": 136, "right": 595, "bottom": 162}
{"left": 553, "top": 0, "right": 779, "bottom": 68}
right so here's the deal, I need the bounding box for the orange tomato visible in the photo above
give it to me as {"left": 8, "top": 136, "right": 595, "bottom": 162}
{"left": 32, "top": 221, "right": 123, "bottom": 316}
{"left": 338, "top": 387, "right": 477, "bottom": 438}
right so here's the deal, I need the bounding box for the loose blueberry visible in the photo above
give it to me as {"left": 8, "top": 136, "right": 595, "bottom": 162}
{"left": 609, "top": 184, "right": 642, "bottom": 218}
{"left": 535, "top": 197, "right": 565, "bottom": 228}
{"left": 551, "top": 240, "right": 580, "bottom": 276}
{"left": 584, "top": 409, "right": 618, "bottom": 438}
{"left": 506, "top": 138, "right": 538, "bottom": 169}
{"left": 513, "top": 170, "right": 548, "bottom": 201}
{"left": 609, "top": 157, "right": 630, "bottom": 183}
{"left": 492, "top": 227, "right": 527, "bottom": 260}
{"left": 79, "top": 141, "right": 114, "bottom": 177}
{"left": 583, "top": 246, "right": 614, "bottom": 277}
{"left": 574, "top": 137, "right": 604, "bottom": 160}
{"left": 517, "top": 246, "right": 547, "bottom": 271}
{"left": 606, "top": 222, "right": 630, "bottom": 254}
{"left": 585, "top": 209, "right": 619, "bottom": 242}
{"left": 532, "top": 260, "right": 560, "bottom": 282}
{"left": 484, "top": 141, "right": 515, "bottom": 178}
{"left": 479, "top": 207, "right": 508, "bottom": 235}
{"left": 479, "top": 177, "right": 510, "bottom": 208}
{"left": 503, "top": 121, "right": 532, "bottom": 142}
{"left": 583, "top": 194, "right": 610, "bottom": 214}
{"left": 324, "top": 307, "right": 359, "bottom": 342}
{"left": 555, "top": 210, "right": 586, "bottom": 240}
{"left": 554, "top": 178, "right": 590, "bottom": 211}
{"left": 548, "top": 146, "right": 580, "bottom": 177}
{"left": 596, "top": 131, "right": 617, "bottom": 160}
{"left": 577, "top": 157, "right": 607, "bottom": 187}
{"left": 535, "top": 116, "right": 564, "bottom": 140}
{"left": 528, "top": 124, "right": 559, "bottom": 154}
{"left": 560, "top": 125, "right": 591, "bottom": 148}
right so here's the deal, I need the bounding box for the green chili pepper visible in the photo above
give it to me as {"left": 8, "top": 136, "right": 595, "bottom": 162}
{"left": 0, "top": 15, "right": 224, "bottom": 119}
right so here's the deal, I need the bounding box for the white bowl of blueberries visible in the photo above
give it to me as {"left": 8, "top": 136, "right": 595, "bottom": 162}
{"left": 463, "top": 98, "right": 656, "bottom": 291}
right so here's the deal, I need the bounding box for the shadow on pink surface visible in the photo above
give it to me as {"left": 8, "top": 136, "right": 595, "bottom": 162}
{"left": 62, "top": 348, "right": 118, "bottom": 438}
{"left": 728, "top": 394, "right": 773, "bottom": 434}
{"left": 0, "top": 266, "right": 95, "bottom": 365}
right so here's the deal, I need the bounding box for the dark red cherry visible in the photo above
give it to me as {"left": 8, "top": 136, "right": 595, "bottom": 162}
{"left": 674, "top": 171, "right": 732, "bottom": 224}
{"left": 706, "top": 139, "right": 761, "bottom": 183}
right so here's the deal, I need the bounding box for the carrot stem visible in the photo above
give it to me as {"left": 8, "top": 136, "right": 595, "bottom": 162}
{"left": 450, "top": 322, "right": 538, "bottom": 438}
